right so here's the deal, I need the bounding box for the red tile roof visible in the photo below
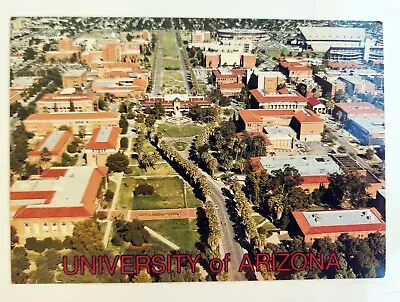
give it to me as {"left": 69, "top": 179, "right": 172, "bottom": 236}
{"left": 250, "top": 89, "right": 307, "bottom": 103}
{"left": 301, "top": 175, "right": 330, "bottom": 184}
{"left": 25, "top": 112, "right": 120, "bottom": 121}
{"left": 28, "top": 130, "right": 73, "bottom": 156}
{"left": 239, "top": 109, "right": 296, "bottom": 123}
{"left": 293, "top": 109, "right": 323, "bottom": 123}
{"left": 85, "top": 127, "right": 121, "bottom": 150}
{"left": 292, "top": 207, "right": 386, "bottom": 236}
{"left": 38, "top": 92, "right": 95, "bottom": 103}
{"left": 280, "top": 60, "right": 312, "bottom": 71}
{"left": 10, "top": 191, "right": 55, "bottom": 204}
{"left": 12, "top": 167, "right": 108, "bottom": 219}
{"left": 335, "top": 102, "right": 384, "bottom": 116}
{"left": 250, "top": 157, "right": 263, "bottom": 172}
{"left": 306, "top": 97, "right": 322, "bottom": 107}
{"left": 40, "top": 168, "right": 68, "bottom": 178}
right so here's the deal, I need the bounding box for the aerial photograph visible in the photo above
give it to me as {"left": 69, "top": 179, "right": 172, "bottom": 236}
{"left": 9, "top": 17, "right": 385, "bottom": 283}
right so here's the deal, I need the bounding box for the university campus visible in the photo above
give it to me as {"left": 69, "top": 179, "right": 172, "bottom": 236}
{"left": 9, "top": 17, "right": 385, "bottom": 283}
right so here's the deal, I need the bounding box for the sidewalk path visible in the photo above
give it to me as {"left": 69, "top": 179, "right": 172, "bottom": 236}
{"left": 102, "top": 207, "right": 198, "bottom": 221}
{"left": 102, "top": 172, "right": 123, "bottom": 247}
{"left": 144, "top": 226, "right": 180, "bottom": 250}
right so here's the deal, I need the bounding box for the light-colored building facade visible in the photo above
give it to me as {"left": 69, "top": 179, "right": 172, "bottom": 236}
{"left": 85, "top": 127, "right": 121, "bottom": 166}
{"left": 36, "top": 90, "right": 95, "bottom": 113}
{"left": 10, "top": 166, "right": 108, "bottom": 244}
{"left": 24, "top": 112, "right": 120, "bottom": 136}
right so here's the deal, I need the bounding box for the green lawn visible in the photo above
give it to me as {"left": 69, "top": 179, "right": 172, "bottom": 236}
{"left": 163, "top": 31, "right": 178, "bottom": 49}
{"left": 185, "top": 183, "right": 203, "bottom": 208}
{"left": 265, "top": 49, "right": 292, "bottom": 58}
{"left": 128, "top": 163, "right": 177, "bottom": 176}
{"left": 117, "top": 177, "right": 185, "bottom": 210}
{"left": 163, "top": 58, "right": 182, "bottom": 70}
{"left": 163, "top": 47, "right": 179, "bottom": 58}
{"left": 144, "top": 218, "right": 200, "bottom": 250}
{"left": 163, "top": 70, "right": 185, "bottom": 87}
{"left": 157, "top": 124, "right": 203, "bottom": 137}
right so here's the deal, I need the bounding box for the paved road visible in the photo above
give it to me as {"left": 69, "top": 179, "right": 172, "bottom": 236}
{"left": 326, "top": 124, "right": 374, "bottom": 171}
{"left": 151, "top": 31, "right": 164, "bottom": 96}
{"left": 102, "top": 172, "right": 123, "bottom": 247}
{"left": 202, "top": 172, "right": 246, "bottom": 281}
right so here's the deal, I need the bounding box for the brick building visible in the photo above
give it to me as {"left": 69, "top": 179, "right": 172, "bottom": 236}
{"left": 279, "top": 59, "right": 312, "bottom": 82}
{"left": 292, "top": 208, "right": 385, "bottom": 243}
{"left": 85, "top": 127, "right": 121, "bottom": 166}
{"left": 10, "top": 166, "right": 108, "bottom": 244}
{"left": 249, "top": 88, "right": 308, "bottom": 110}
{"left": 62, "top": 69, "right": 87, "bottom": 88}
{"left": 240, "top": 54, "right": 257, "bottom": 68}
{"left": 36, "top": 90, "right": 95, "bottom": 113}
{"left": 332, "top": 102, "right": 384, "bottom": 123}
{"left": 289, "top": 109, "right": 324, "bottom": 141}
{"left": 24, "top": 112, "right": 120, "bottom": 136}
{"left": 237, "top": 109, "right": 296, "bottom": 132}
{"left": 250, "top": 155, "right": 341, "bottom": 192}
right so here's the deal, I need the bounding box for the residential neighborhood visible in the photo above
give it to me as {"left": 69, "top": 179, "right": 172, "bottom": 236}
{"left": 9, "top": 17, "right": 385, "bottom": 284}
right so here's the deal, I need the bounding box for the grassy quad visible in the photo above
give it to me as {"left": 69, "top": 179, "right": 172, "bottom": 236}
{"left": 117, "top": 177, "right": 186, "bottom": 210}
{"left": 128, "top": 163, "right": 177, "bottom": 177}
{"left": 144, "top": 219, "right": 200, "bottom": 250}
{"left": 157, "top": 124, "right": 203, "bottom": 137}
{"left": 162, "top": 70, "right": 185, "bottom": 87}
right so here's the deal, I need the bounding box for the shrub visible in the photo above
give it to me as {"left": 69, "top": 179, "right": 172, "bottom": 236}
{"left": 62, "top": 236, "right": 73, "bottom": 249}
{"left": 120, "top": 137, "right": 129, "bottom": 150}
{"left": 134, "top": 183, "right": 155, "bottom": 196}
{"left": 104, "top": 190, "right": 114, "bottom": 202}
{"left": 25, "top": 237, "right": 46, "bottom": 253}
{"left": 125, "top": 167, "right": 134, "bottom": 174}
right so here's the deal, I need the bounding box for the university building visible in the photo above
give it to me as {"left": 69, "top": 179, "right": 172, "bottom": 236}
{"left": 36, "top": 89, "right": 95, "bottom": 113}
{"left": 24, "top": 112, "right": 120, "bottom": 136}
{"left": 85, "top": 127, "right": 121, "bottom": 166}
{"left": 292, "top": 208, "right": 386, "bottom": 243}
{"left": 10, "top": 166, "right": 108, "bottom": 244}
{"left": 27, "top": 130, "right": 73, "bottom": 164}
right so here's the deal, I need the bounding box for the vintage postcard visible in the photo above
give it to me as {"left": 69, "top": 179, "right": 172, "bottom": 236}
{"left": 9, "top": 16, "right": 385, "bottom": 284}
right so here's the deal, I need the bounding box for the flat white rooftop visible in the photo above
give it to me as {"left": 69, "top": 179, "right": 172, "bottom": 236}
{"left": 63, "top": 69, "right": 86, "bottom": 77}
{"left": 259, "top": 155, "right": 340, "bottom": 176}
{"left": 264, "top": 126, "right": 296, "bottom": 139}
{"left": 39, "top": 131, "right": 66, "bottom": 152}
{"left": 303, "top": 209, "right": 381, "bottom": 227}
{"left": 95, "top": 127, "right": 113, "bottom": 143}
{"left": 11, "top": 166, "right": 95, "bottom": 208}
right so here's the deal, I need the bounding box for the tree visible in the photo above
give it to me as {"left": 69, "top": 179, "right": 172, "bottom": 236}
{"left": 70, "top": 219, "right": 104, "bottom": 255}
{"left": 11, "top": 226, "right": 19, "bottom": 249}
{"left": 153, "top": 101, "right": 165, "bottom": 119}
{"left": 119, "top": 103, "right": 128, "bottom": 114}
{"left": 138, "top": 152, "right": 159, "bottom": 171}
{"left": 120, "top": 137, "right": 129, "bottom": 150}
{"left": 134, "top": 183, "right": 155, "bottom": 196}
{"left": 58, "top": 125, "right": 72, "bottom": 131}
{"left": 106, "top": 152, "right": 129, "bottom": 173}
{"left": 11, "top": 247, "right": 30, "bottom": 284}
{"left": 334, "top": 89, "right": 346, "bottom": 102}
{"left": 145, "top": 114, "right": 156, "bottom": 127}
{"left": 337, "top": 146, "right": 346, "bottom": 153}
{"left": 365, "top": 149, "right": 375, "bottom": 160}
{"left": 133, "top": 269, "right": 152, "bottom": 283}
{"left": 23, "top": 47, "right": 36, "bottom": 61}
{"left": 324, "top": 170, "right": 368, "bottom": 208}
{"left": 40, "top": 147, "right": 52, "bottom": 166}
{"left": 104, "top": 190, "right": 114, "bottom": 202}
{"left": 114, "top": 219, "right": 149, "bottom": 246}
{"left": 119, "top": 116, "right": 129, "bottom": 134}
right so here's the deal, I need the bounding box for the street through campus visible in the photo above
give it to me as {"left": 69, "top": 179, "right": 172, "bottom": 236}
{"left": 204, "top": 173, "right": 247, "bottom": 281}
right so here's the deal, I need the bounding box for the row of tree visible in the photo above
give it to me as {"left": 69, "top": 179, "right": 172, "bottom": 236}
{"left": 157, "top": 140, "right": 222, "bottom": 255}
